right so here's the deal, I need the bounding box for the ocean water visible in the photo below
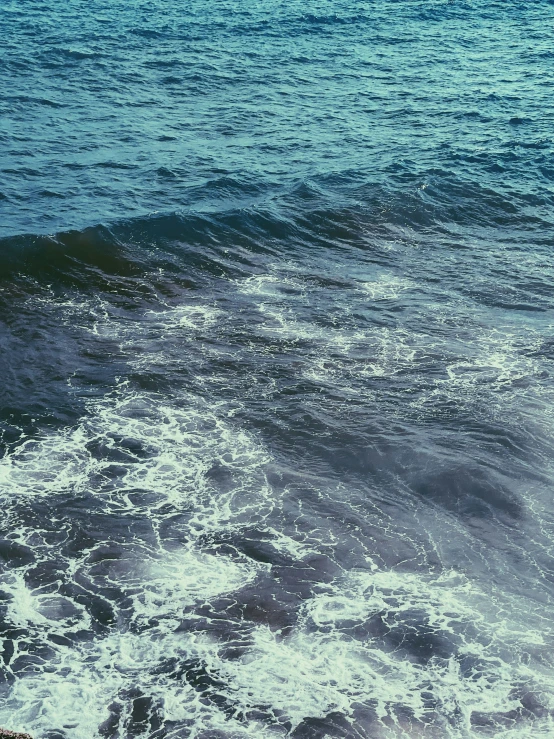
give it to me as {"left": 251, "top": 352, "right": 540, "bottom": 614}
{"left": 1, "top": 1, "right": 554, "bottom": 737}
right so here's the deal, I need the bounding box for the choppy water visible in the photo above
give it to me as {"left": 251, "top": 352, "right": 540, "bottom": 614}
{"left": 2, "top": 1, "right": 554, "bottom": 737}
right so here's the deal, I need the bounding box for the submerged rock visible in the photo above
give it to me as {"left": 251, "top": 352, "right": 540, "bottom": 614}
{"left": 0, "top": 731, "right": 33, "bottom": 739}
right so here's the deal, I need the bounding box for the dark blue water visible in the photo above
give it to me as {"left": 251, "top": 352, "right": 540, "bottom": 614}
{"left": 2, "top": 1, "right": 554, "bottom": 737}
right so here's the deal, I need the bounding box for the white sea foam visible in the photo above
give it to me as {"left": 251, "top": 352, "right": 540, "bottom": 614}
{"left": 2, "top": 268, "right": 554, "bottom": 737}
{"left": 206, "top": 569, "right": 554, "bottom": 738}
{"left": 237, "top": 273, "right": 305, "bottom": 299}
{"left": 0, "top": 381, "right": 307, "bottom": 737}
{"left": 359, "top": 274, "right": 411, "bottom": 301}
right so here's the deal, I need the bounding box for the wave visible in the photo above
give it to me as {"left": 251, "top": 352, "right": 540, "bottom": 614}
{"left": 1, "top": 172, "right": 552, "bottom": 291}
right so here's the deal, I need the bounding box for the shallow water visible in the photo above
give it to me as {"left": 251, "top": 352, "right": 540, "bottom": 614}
{"left": 1, "top": 1, "right": 554, "bottom": 737}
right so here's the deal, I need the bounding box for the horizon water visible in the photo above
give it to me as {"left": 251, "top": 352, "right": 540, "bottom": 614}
{"left": 2, "top": 1, "right": 554, "bottom": 737}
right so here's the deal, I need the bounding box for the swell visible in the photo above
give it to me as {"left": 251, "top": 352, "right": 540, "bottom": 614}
{"left": 1, "top": 173, "right": 552, "bottom": 293}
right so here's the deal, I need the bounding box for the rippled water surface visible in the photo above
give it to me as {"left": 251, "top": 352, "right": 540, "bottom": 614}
{"left": 1, "top": 1, "right": 554, "bottom": 737}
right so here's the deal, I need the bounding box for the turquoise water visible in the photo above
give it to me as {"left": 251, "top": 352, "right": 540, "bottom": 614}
{"left": 1, "top": 2, "right": 554, "bottom": 737}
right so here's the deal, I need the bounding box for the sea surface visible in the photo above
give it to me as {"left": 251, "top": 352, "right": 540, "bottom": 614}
{"left": 1, "top": 1, "right": 554, "bottom": 737}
